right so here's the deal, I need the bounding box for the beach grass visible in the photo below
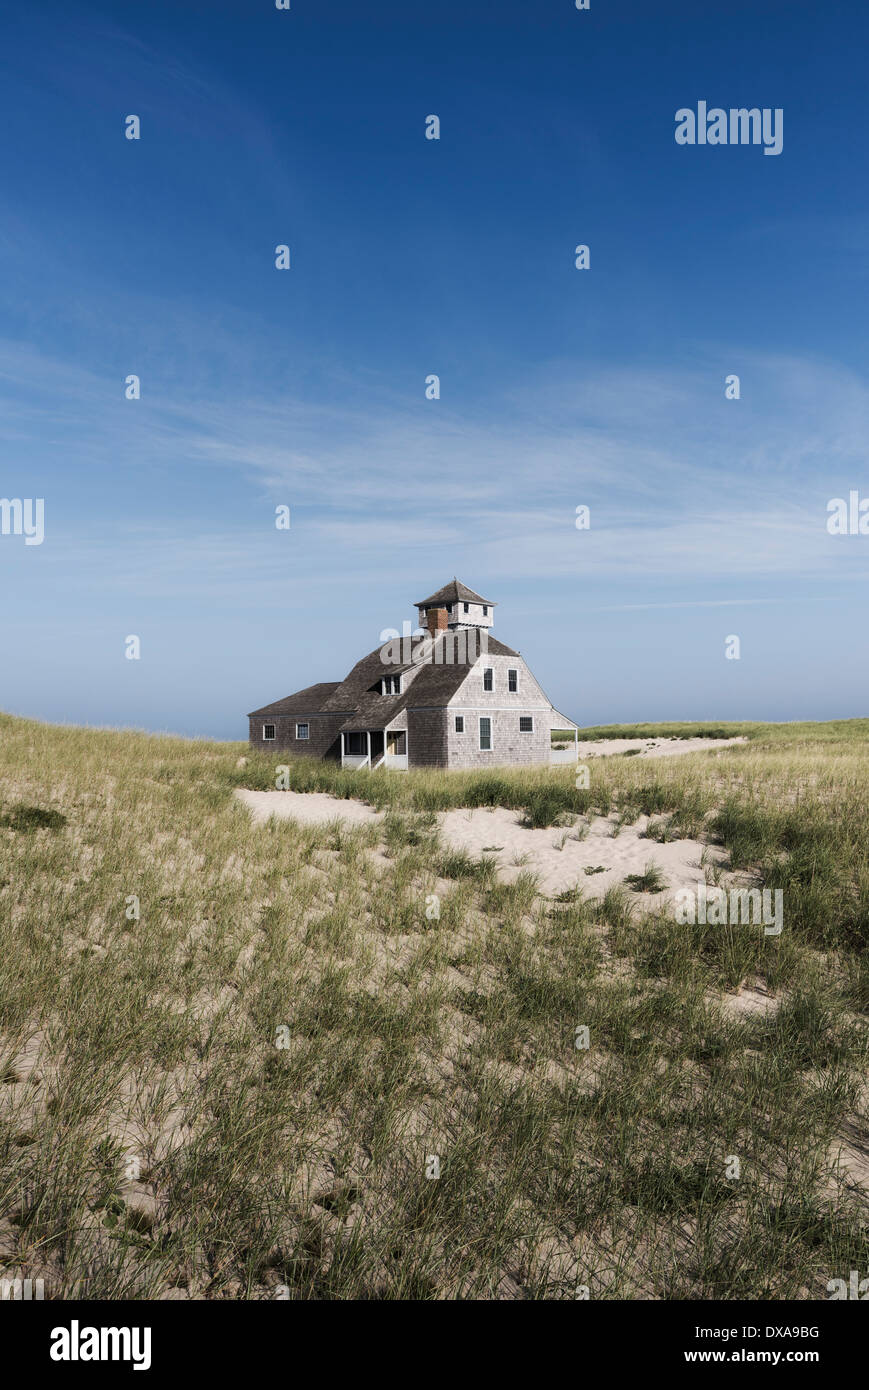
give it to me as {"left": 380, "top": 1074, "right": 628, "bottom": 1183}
{"left": 0, "top": 711, "right": 866, "bottom": 1299}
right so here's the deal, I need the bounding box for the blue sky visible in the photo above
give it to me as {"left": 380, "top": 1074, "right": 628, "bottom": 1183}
{"left": 1, "top": 0, "right": 868, "bottom": 738}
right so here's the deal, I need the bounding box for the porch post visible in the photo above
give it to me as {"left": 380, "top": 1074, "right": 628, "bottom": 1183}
{"left": 341, "top": 731, "right": 345, "bottom": 766}
{"left": 575, "top": 726, "right": 578, "bottom": 761}
{"left": 366, "top": 730, "right": 371, "bottom": 767}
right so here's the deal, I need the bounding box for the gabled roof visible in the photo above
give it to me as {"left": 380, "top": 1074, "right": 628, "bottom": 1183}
{"left": 334, "top": 633, "right": 520, "bottom": 729}
{"left": 320, "top": 648, "right": 405, "bottom": 712}
{"left": 248, "top": 632, "right": 525, "bottom": 728}
{"left": 414, "top": 578, "right": 496, "bottom": 608}
{"left": 247, "top": 682, "right": 343, "bottom": 719}
{"left": 336, "top": 659, "right": 470, "bottom": 733}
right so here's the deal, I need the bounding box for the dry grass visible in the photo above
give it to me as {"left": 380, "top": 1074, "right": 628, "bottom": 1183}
{"left": 0, "top": 712, "right": 867, "bottom": 1299}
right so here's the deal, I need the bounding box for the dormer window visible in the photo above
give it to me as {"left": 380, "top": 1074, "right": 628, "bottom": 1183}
{"left": 381, "top": 675, "right": 401, "bottom": 695}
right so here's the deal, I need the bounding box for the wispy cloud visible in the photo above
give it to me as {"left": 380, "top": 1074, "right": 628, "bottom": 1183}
{"left": 2, "top": 338, "right": 866, "bottom": 599}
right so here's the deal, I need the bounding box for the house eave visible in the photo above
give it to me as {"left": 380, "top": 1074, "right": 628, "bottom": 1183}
{"left": 247, "top": 707, "right": 354, "bottom": 719}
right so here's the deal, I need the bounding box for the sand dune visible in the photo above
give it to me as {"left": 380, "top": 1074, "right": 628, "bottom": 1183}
{"left": 437, "top": 805, "right": 727, "bottom": 904}
{"left": 235, "top": 789, "right": 730, "bottom": 906}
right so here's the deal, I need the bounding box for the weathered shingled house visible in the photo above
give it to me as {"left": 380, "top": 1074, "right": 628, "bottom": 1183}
{"left": 248, "top": 579, "right": 578, "bottom": 770}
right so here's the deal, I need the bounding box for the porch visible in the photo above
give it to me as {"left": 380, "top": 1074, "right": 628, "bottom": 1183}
{"left": 340, "top": 728, "right": 408, "bottom": 771}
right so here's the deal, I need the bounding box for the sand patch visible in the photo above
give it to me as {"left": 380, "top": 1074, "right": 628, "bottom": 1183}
{"left": 439, "top": 806, "right": 725, "bottom": 904}
{"left": 712, "top": 976, "right": 781, "bottom": 1019}
{"left": 830, "top": 1117, "right": 869, "bottom": 1193}
{"left": 235, "top": 792, "right": 728, "bottom": 906}
{"left": 234, "top": 789, "right": 383, "bottom": 827}
{"left": 576, "top": 737, "right": 747, "bottom": 760}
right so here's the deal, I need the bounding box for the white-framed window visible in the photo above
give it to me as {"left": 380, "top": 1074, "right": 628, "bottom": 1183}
{"left": 381, "top": 675, "right": 401, "bottom": 695}
{"left": 454, "top": 715, "right": 464, "bottom": 733}
{"left": 508, "top": 668, "right": 518, "bottom": 693}
{"left": 262, "top": 724, "right": 275, "bottom": 741}
{"left": 483, "top": 667, "right": 493, "bottom": 691}
{"left": 482, "top": 605, "right": 488, "bottom": 616}
{"left": 296, "top": 722, "right": 309, "bottom": 740}
{"left": 463, "top": 602, "right": 469, "bottom": 613}
{"left": 345, "top": 732, "right": 366, "bottom": 755}
{"left": 479, "top": 716, "right": 492, "bottom": 751}
{"left": 519, "top": 716, "right": 533, "bottom": 733}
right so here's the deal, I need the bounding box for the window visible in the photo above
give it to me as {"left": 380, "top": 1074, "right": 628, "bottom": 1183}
{"left": 296, "top": 722, "right": 309, "bottom": 740}
{"left": 482, "top": 606, "right": 488, "bottom": 616}
{"left": 483, "top": 668, "right": 493, "bottom": 691}
{"left": 346, "top": 732, "right": 366, "bottom": 755}
{"left": 463, "top": 602, "right": 469, "bottom": 612}
{"left": 508, "top": 668, "right": 518, "bottom": 693}
{"left": 454, "top": 716, "right": 464, "bottom": 733}
{"left": 387, "top": 730, "right": 406, "bottom": 754}
{"left": 519, "top": 716, "right": 533, "bottom": 733}
{"left": 262, "top": 724, "right": 275, "bottom": 741}
{"left": 381, "top": 675, "right": 401, "bottom": 695}
{"left": 479, "top": 717, "right": 492, "bottom": 751}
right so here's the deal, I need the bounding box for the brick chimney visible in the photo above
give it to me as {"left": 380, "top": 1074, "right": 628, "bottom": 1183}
{"left": 426, "top": 606, "right": 448, "bottom": 637}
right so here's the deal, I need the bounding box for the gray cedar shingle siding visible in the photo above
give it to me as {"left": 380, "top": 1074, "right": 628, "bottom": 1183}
{"left": 451, "top": 653, "right": 548, "bottom": 713}
{"left": 446, "top": 707, "right": 550, "bottom": 768}
{"left": 248, "top": 711, "right": 346, "bottom": 759}
{"left": 407, "top": 708, "right": 449, "bottom": 767}
{"left": 444, "top": 653, "right": 553, "bottom": 768}
{"left": 248, "top": 681, "right": 349, "bottom": 759}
